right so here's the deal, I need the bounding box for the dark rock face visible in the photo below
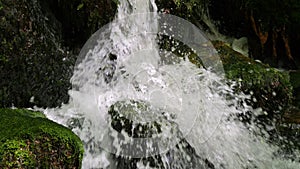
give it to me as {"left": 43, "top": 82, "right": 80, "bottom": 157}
{"left": 107, "top": 100, "right": 214, "bottom": 169}
{"left": 0, "top": 0, "right": 72, "bottom": 108}
{"left": 43, "top": 0, "right": 117, "bottom": 49}
{"left": 0, "top": 0, "right": 117, "bottom": 108}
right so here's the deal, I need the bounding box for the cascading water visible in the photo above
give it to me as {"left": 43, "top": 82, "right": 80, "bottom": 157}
{"left": 44, "top": 0, "right": 300, "bottom": 168}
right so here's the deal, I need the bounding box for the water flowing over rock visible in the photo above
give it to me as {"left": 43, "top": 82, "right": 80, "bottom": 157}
{"left": 107, "top": 100, "right": 214, "bottom": 169}
{"left": 43, "top": 0, "right": 300, "bottom": 168}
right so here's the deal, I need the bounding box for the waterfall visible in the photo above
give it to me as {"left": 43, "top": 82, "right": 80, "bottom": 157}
{"left": 44, "top": 0, "right": 299, "bottom": 168}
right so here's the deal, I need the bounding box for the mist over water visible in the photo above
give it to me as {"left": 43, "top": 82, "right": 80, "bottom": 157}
{"left": 44, "top": 0, "right": 299, "bottom": 168}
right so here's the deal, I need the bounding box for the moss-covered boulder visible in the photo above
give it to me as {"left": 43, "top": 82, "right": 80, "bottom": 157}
{"left": 213, "top": 41, "right": 293, "bottom": 118}
{"left": 0, "top": 108, "right": 83, "bottom": 168}
{"left": 159, "top": 38, "right": 294, "bottom": 121}
{"left": 213, "top": 41, "right": 300, "bottom": 161}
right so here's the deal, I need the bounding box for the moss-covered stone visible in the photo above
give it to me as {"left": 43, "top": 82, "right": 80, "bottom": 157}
{"left": 160, "top": 38, "right": 295, "bottom": 119}
{"left": 160, "top": 38, "right": 294, "bottom": 119}
{"left": 0, "top": 108, "right": 84, "bottom": 168}
{"left": 109, "top": 100, "right": 164, "bottom": 138}
{"left": 212, "top": 41, "right": 300, "bottom": 161}
{"left": 213, "top": 40, "right": 293, "bottom": 117}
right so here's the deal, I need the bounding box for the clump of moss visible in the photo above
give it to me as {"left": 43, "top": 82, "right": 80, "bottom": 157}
{"left": 0, "top": 108, "right": 84, "bottom": 168}
{"left": 0, "top": 140, "right": 35, "bottom": 168}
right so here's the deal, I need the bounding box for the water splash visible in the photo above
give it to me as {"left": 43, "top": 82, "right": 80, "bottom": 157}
{"left": 44, "top": 0, "right": 299, "bottom": 168}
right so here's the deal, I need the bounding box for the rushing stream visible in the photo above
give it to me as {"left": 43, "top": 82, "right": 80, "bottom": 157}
{"left": 44, "top": 0, "right": 299, "bottom": 168}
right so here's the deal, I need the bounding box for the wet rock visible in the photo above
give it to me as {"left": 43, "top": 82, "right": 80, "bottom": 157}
{"left": 107, "top": 100, "right": 214, "bottom": 169}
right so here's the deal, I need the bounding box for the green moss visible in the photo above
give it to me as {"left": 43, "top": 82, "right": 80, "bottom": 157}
{"left": 0, "top": 140, "right": 35, "bottom": 168}
{"left": 0, "top": 108, "right": 84, "bottom": 168}
{"left": 159, "top": 38, "right": 293, "bottom": 116}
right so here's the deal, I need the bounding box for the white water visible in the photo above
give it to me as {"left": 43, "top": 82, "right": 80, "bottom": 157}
{"left": 44, "top": 0, "right": 299, "bottom": 168}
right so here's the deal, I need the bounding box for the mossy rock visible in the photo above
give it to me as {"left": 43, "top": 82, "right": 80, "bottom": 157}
{"left": 213, "top": 40, "right": 293, "bottom": 117}
{"left": 0, "top": 108, "right": 84, "bottom": 168}
{"left": 212, "top": 41, "right": 300, "bottom": 161}
{"left": 160, "top": 39, "right": 294, "bottom": 118}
